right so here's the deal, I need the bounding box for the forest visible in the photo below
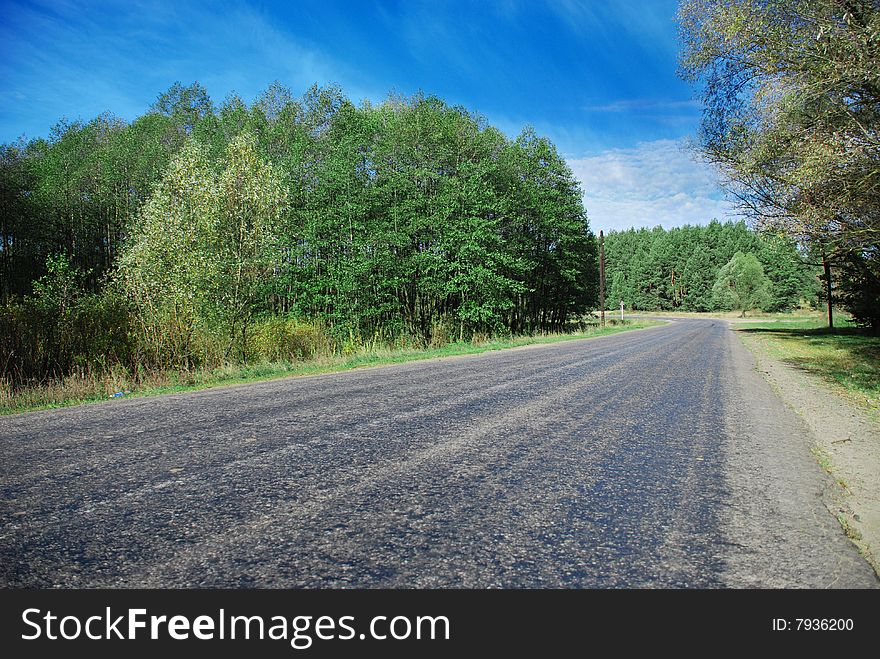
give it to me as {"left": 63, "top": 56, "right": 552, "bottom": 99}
{"left": 604, "top": 222, "right": 817, "bottom": 313}
{"left": 0, "top": 82, "right": 598, "bottom": 389}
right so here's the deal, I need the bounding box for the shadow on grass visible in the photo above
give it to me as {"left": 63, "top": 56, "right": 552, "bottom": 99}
{"left": 736, "top": 326, "right": 869, "bottom": 337}
{"left": 736, "top": 325, "right": 880, "bottom": 398}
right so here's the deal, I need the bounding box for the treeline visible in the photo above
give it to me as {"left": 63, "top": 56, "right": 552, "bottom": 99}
{"left": 0, "top": 82, "right": 597, "bottom": 385}
{"left": 605, "top": 222, "right": 817, "bottom": 312}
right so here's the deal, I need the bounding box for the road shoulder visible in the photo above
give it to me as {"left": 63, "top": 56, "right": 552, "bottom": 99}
{"left": 737, "top": 329, "right": 880, "bottom": 576}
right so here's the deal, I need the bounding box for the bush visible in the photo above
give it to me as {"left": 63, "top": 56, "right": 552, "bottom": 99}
{"left": 249, "top": 317, "right": 332, "bottom": 362}
{"left": 837, "top": 252, "right": 880, "bottom": 335}
{"left": 0, "top": 289, "right": 133, "bottom": 388}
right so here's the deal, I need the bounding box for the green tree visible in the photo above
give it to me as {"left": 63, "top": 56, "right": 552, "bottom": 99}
{"left": 31, "top": 253, "right": 86, "bottom": 315}
{"left": 604, "top": 222, "right": 816, "bottom": 312}
{"left": 118, "top": 134, "right": 286, "bottom": 365}
{"left": 152, "top": 81, "right": 214, "bottom": 135}
{"left": 712, "top": 252, "right": 771, "bottom": 316}
{"left": 117, "top": 141, "right": 220, "bottom": 367}
{"left": 4, "top": 79, "right": 601, "bottom": 384}
{"left": 0, "top": 140, "right": 40, "bottom": 301}
{"left": 757, "top": 234, "right": 819, "bottom": 311}
{"left": 681, "top": 248, "right": 715, "bottom": 312}
{"left": 837, "top": 251, "right": 880, "bottom": 333}
{"left": 216, "top": 134, "right": 288, "bottom": 357}
{"left": 678, "top": 0, "right": 880, "bottom": 326}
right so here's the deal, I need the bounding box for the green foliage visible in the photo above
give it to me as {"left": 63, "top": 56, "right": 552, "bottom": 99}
{"left": 270, "top": 92, "right": 595, "bottom": 342}
{"left": 836, "top": 251, "right": 880, "bottom": 334}
{"left": 249, "top": 317, "right": 333, "bottom": 362}
{"left": 0, "top": 100, "right": 189, "bottom": 303}
{"left": 118, "top": 134, "right": 287, "bottom": 366}
{"left": 0, "top": 283, "right": 132, "bottom": 386}
{"left": 216, "top": 134, "right": 288, "bottom": 356}
{"left": 31, "top": 253, "right": 86, "bottom": 314}
{"left": 1, "top": 81, "right": 596, "bottom": 386}
{"left": 117, "top": 140, "right": 221, "bottom": 368}
{"left": 678, "top": 0, "right": 880, "bottom": 327}
{"left": 758, "top": 233, "right": 820, "bottom": 312}
{"left": 605, "top": 221, "right": 816, "bottom": 312}
{"left": 152, "top": 81, "right": 214, "bottom": 133}
{"left": 0, "top": 140, "right": 39, "bottom": 302}
{"left": 711, "top": 252, "right": 772, "bottom": 315}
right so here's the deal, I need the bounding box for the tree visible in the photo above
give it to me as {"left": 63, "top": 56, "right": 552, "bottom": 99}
{"left": 216, "top": 134, "right": 288, "bottom": 358}
{"left": 0, "top": 140, "right": 39, "bottom": 302}
{"left": 501, "top": 127, "right": 597, "bottom": 332}
{"left": 603, "top": 222, "right": 814, "bottom": 312}
{"left": 837, "top": 250, "right": 880, "bottom": 332}
{"left": 117, "top": 141, "right": 220, "bottom": 368}
{"left": 118, "top": 134, "right": 286, "bottom": 365}
{"left": 152, "top": 81, "right": 214, "bottom": 135}
{"left": 31, "top": 253, "right": 86, "bottom": 316}
{"left": 678, "top": 0, "right": 880, "bottom": 327}
{"left": 757, "top": 233, "right": 819, "bottom": 311}
{"left": 712, "top": 252, "right": 772, "bottom": 316}
{"left": 681, "top": 248, "right": 716, "bottom": 311}
{"left": 6, "top": 79, "right": 600, "bottom": 385}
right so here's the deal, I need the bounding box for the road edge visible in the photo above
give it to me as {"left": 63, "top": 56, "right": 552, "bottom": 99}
{"left": 735, "top": 329, "right": 880, "bottom": 577}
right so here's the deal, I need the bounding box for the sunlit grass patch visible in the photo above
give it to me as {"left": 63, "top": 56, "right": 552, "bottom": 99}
{"left": 737, "top": 316, "right": 880, "bottom": 410}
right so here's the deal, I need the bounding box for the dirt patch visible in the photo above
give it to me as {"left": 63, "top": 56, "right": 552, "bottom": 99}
{"left": 738, "top": 330, "right": 880, "bottom": 575}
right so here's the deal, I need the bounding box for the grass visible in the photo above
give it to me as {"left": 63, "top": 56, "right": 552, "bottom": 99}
{"left": 633, "top": 309, "right": 827, "bottom": 321}
{"left": 735, "top": 312, "right": 880, "bottom": 410}
{"left": 0, "top": 319, "right": 662, "bottom": 416}
{"left": 811, "top": 445, "right": 849, "bottom": 491}
{"left": 837, "top": 513, "right": 865, "bottom": 543}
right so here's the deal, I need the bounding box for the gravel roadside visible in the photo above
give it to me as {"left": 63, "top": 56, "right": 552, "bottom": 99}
{"left": 737, "top": 329, "right": 880, "bottom": 577}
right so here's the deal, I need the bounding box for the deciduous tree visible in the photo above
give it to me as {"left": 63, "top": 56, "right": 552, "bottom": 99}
{"left": 712, "top": 251, "right": 772, "bottom": 315}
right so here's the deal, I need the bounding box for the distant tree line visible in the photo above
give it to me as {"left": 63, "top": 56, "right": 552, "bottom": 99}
{"left": 0, "top": 82, "right": 597, "bottom": 384}
{"left": 604, "top": 221, "right": 818, "bottom": 312}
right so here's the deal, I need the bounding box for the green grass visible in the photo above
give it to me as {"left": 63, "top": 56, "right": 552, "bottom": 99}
{"left": 0, "top": 320, "right": 663, "bottom": 416}
{"left": 811, "top": 445, "right": 850, "bottom": 491}
{"left": 736, "top": 314, "right": 880, "bottom": 410}
{"left": 633, "top": 309, "right": 826, "bottom": 321}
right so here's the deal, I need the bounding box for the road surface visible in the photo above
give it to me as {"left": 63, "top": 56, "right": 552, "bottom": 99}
{"left": 1, "top": 319, "right": 876, "bottom": 587}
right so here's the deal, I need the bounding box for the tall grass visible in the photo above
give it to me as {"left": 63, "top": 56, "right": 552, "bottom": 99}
{"left": 0, "top": 317, "right": 659, "bottom": 415}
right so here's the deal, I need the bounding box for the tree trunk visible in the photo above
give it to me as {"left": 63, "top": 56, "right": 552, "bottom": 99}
{"left": 823, "top": 254, "right": 833, "bottom": 333}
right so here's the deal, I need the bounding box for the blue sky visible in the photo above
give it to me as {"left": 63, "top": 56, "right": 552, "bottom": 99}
{"left": 0, "top": 0, "right": 735, "bottom": 231}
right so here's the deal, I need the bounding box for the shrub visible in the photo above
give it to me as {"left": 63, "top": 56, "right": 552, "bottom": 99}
{"left": 250, "top": 317, "right": 332, "bottom": 362}
{"left": 0, "top": 290, "right": 133, "bottom": 388}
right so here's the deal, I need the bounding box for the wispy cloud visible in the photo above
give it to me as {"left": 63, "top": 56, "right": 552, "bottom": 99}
{"left": 1, "top": 0, "right": 699, "bottom": 162}
{"left": 547, "top": 0, "right": 678, "bottom": 53}
{"left": 583, "top": 99, "right": 700, "bottom": 114}
{"left": 566, "top": 139, "right": 737, "bottom": 232}
{"left": 0, "top": 0, "right": 371, "bottom": 140}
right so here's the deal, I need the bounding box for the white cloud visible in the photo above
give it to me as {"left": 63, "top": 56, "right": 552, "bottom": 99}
{"left": 566, "top": 139, "right": 738, "bottom": 232}
{"left": 582, "top": 99, "right": 701, "bottom": 114}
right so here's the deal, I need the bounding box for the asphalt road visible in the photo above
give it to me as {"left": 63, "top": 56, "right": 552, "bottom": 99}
{"left": 1, "top": 319, "right": 876, "bottom": 588}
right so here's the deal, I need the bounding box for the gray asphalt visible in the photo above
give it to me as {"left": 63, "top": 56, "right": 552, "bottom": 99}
{"left": 1, "top": 319, "right": 876, "bottom": 588}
